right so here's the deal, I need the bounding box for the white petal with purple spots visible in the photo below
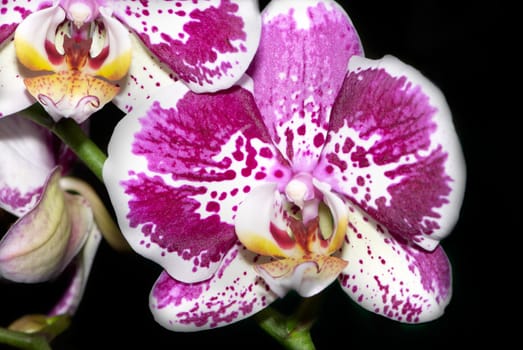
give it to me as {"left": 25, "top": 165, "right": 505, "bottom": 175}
{"left": 249, "top": 0, "right": 362, "bottom": 171}
{"left": 339, "top": 203, "right": 452, "bottom": 323}
{"left": 316, "top": 55, "right": 466, "bottom": 250}
{"left": 104, "top": 79, "right": 290, "bottom": 283}
{"left": 150, "top": 242, "right": 277, "bottom": 331}
{"left": 112, "top": 0, "right": 261, "bottom": 92}
{"left": 112, "top": 33, "right": 178, "bottom": 114}
{"left": 0, "top": 115, "right": 55, "bottom": 216}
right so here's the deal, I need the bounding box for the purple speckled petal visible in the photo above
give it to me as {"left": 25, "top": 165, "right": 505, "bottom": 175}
{"left": 315, "top": 55, "right": 465, "bottom": 250}
{"left": 103, "top": 80, "right": 289, "bottom": 283}
{"left": 150, "top": 242, "right": 278, "bottom": 331}
{"left": 339, "top": 203, "right": 452, "bottom": 323}
{"left": 0, "top": 40, "right": 36, "bottom": 118}
{"left": 112, "top": 0, "right": 261, "bottom": 93}
{"left": 0, "top": 0, "right": 39, "bottom": 118}
{"left": 0, "top": 1, "right": 43, "bottom": 45}
{"left": 112, "top": 34, "right": 178, "bottom": 114}
{"left": 248, "top": 0, "right": 362, "bottom": 172}
{"left": 0, "top": 115, "right": 55, "bottom": 216}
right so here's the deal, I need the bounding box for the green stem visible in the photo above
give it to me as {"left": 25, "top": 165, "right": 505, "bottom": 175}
{"left": 22, "top": 105, "right": 106, "bottom": 182}
{"left": 21, "top": 106, "right": 129, "bottom": 251}
{"left": 254, "top": 294, "right": 324, "bottom": 350}
{"left": 0, "top": 328, "right": 52, "bottom": 350}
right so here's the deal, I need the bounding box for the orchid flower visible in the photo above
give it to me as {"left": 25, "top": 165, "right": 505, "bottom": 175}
{"left": 0, "top": 115, "right": 101, "bottom": 317}
{"left": 103, "top": 0, "right": 466, "bottom": 330}
{"left": 0, "top": 0, "right": 261, "bottom": 123}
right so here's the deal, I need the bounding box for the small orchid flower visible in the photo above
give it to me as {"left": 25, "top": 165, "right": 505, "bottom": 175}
{"left": 0, "top": 0, "right": 261, "bottom": 123}
{"left": 0, "top": 115, "right": 101, "bottom": 316}
{"left": 103, "top": 0, "right": 466, "bottom": 330}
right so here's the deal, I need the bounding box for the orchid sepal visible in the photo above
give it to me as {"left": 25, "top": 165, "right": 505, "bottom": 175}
{"left": 0, "top": 167, "right": 92, "bottom": 283}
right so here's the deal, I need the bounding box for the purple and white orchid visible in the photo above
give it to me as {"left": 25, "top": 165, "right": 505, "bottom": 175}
{"left": 0, "top": 115, "right": 101, "bottom": 316}
{"left": 0, "top": 0, "right": 261, "bottom": 123}
{"left": 103, "top": 0, "right": 466, "bottom": 330}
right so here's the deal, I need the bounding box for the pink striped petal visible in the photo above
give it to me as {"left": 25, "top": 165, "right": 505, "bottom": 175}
{"left": 339, "top": 204, "right": 452, "bottom": 323}
{"left": 103, "top": 80, "right": 289, "bottom": 283}
{"left": 150, "top": 243, "right": 277, "bottom": 331}
{"left": 248, "top": 0, "right": 362, "bottom": 172}
{"left": 0, "top": 115, "right": 55, "bottom": 216}
{"left": 315, "top": 55, "right": 466, "bottom": 250}
{"left": 112, "top": 0, "right": 261, "bottom": 92}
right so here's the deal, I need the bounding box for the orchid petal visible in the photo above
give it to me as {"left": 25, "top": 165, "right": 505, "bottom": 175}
{"left": 0, "top": 167, "right": 91, "bottom": 283}
{"left": 316, "top": 55, "right": 466, "bottom": 250}
{"left": 112, "top": 33, "right": 178, "bottom": 114}
{"left": 49, "top": 221, "right": 101, "bottom": 316}
{"left": 248, "top": 0, "right": 362, "bottom": 171}
{"left": 87, "top": 7, "right": 132, "bottom": 81}
{"left": 0, "top": 40, "right": 35, "bottom": 118}
{"left": 0, "top": 2, "right": 44, "bottom": 45}
{"left": 235, "top": 183, "right": 303, "bottom": 258}
{"left": 103, "top": 80, "right": 289, "bottom": 283}
{"left": 14, "top": 5, "right": 67, "bottom": 72}
{"left": 112, "top": 0, "right": 261, "bottom": 92}
{"left": 339, "top": 204, "right": 452, "bottom": 323}
{"left": 256, "top": 255, "right": 347, "bottom": 298}
{"left": 0, "top": 115, "right": 55, "bottom": 216}
{"left": 150, "top": 243, "right": 278, "bottom": 331}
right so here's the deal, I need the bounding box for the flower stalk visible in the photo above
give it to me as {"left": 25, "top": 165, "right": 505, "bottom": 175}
{"left": 20, "top": 105, "right": 129, "bottom": 253}
{"left": 22, "top": 105, "right": 106, "bottom": 183}
{"left": 255, "top": 306, "right": 316, "bottom": 350}
{"left": 0, "top": 314, "right": 70, "bottom": 350}
{"left": 254, "top": 293, "right": 324, "bottom": 350}
{"left": 0, "top": 327, "right": 52, "bottom": 350}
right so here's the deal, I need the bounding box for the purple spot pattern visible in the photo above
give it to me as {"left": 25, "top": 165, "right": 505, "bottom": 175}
{"left": 118, "top": 0, "right": 247, "bottom": 86}
{"left": 248, "top": 2, "right": 362, "bottom": 171}
{"left": 0, "top": 187, "right": 41, "bottom": 215}
{"left": 339, "top": 208, "right": 451, "bottom": 323}
{"left": 123, "top": 87, "right": 289, "bottom": 266}
{"left": 151, "top": 243, "right": 272, "bottom": 329}
{"left": 0, "top": 2, "right": 41, "bottom": 44}
{"left": 0, "top": 23, "right": 16, "bottom": 44}
{"left": 318, "top": 66, "right": 452, "bottom": 243}
{"left": 124, "top": 173, "right": 235, "bottom": 269}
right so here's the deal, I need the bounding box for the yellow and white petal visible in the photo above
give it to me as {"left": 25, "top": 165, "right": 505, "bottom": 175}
{"left": 235, "top": 183, "right": 304, "bottom": 258}
{"left": 14, "top": 5, "right": 67, "bottom": 73}
{"left": 87, "top": 7, "right": 131, "bottom": 81}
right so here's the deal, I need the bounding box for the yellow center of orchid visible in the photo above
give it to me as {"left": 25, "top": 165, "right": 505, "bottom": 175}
{"left": 13, "top": 4, "right": 132, "bottom": 123}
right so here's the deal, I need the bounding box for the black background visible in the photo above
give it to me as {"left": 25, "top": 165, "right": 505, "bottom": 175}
{"left": 1, "top": 1, "right": 512, "bottom": 348}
